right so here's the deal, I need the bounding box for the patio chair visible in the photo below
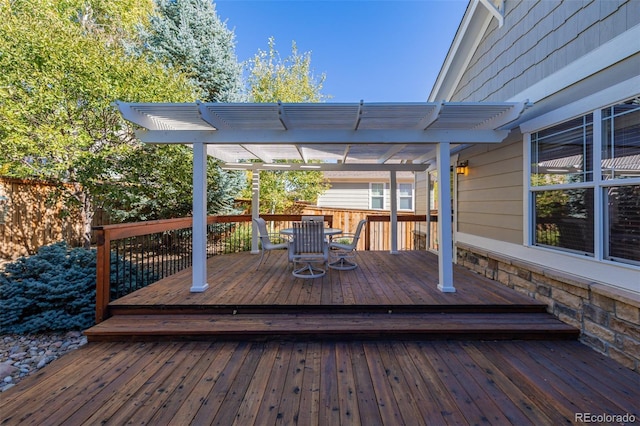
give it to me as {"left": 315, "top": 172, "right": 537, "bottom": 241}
{"left": 253, "top": 217, "right": 289, "bottom": 269}
{"left": 291, "top": 221, "right": 329, "bottom": 278}
{"left": 328, "top": 219, "right": 367, "bottom": 270}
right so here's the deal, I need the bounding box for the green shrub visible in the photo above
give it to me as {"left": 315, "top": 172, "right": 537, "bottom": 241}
{"left": 0, "top": 242, "right": 157, "bottom": 334}
{"left": 0, "top": 242, "right": 97, "bottom": 333}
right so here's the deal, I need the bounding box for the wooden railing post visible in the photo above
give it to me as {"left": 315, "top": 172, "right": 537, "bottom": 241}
{"left": 365, "top": 218, "right": 371, "bottom": 251}
{"left": 94, "top": 227, "right": 111, "bottom": 323}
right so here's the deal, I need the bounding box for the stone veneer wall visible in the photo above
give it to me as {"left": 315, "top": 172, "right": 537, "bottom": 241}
{"left": 456, "top": 243, "right": 640, "bottom": 372}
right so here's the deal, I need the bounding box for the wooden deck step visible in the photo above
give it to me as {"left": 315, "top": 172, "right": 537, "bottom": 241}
{"left": 85, "top": 312, "right": 579, "bottom": 342}
{"left": 108, "top": 303, "right": 550, "bottom": 316}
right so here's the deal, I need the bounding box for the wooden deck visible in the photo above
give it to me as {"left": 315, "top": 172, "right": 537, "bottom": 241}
{"left": 1, "top": 340, "right": 638, "bottom": 424}
{"left": 107, "top": 250, "right": 543, "bottom": 310}
{"left": 3, "top": 250, "right": 639, "bottom": 424}
{"left": 86, "top": 251, "right": 578, "bottom": 341}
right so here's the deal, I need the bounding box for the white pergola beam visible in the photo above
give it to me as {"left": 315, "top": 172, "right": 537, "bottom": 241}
{"left": 239, "top": 145, "right": 276, "bottom": 163}
{"left": 136, "top": 129, "right": 509, "bottom": 144}
{"left": 378, "top": 145, "right": 408, "bottom": 163}
{"left": 251, "top": 171, "right": 260, "bottom": 254}
{"left": 390, "top": 171, "right": 398, "bottom": 254}
{"left": 473, "top": 100, "right": 529, "bottom": 130}
{"left": 205, "top": 146, "right": 241, "bottom": 163}
{"left": 221, "top": 163, "right": 429, "bottom": 172}
{"left": 417, "top": 101, "right": 443, "bottom": 129}
{"left": 198, "top": 101, "right": 231, "bottom": 129}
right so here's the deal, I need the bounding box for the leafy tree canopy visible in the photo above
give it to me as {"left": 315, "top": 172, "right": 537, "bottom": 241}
{"left": 0, "top": 0, "right": 245, "bottom": 245}
{"left": 244, "top": 38, "right": 330, "bottom": 213}
{"left": 248, "top": 37, "right": 328, "bottom": 103}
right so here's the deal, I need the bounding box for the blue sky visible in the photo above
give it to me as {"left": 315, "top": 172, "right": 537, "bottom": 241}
{"left": 215, "top": 0, "right": 469, "bottom": 103}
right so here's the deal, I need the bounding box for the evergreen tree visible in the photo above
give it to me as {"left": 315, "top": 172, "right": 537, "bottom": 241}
{"left": 144, "top": 0, "right": 245, "bottom": 102}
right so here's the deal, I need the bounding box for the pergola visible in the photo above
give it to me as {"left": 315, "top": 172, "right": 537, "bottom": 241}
{"left": 117, "top": 100, "right": 528, "bottom": 293}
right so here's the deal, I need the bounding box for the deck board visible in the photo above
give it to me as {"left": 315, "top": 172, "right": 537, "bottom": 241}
{"left": 3, "top": 340, "right": 637, "bottom": 425}
{"left": 108, "top": 251, "right": 546, "bottom": 311}
{"left": 88, "top": 250, "right": 579, "bottom": 342}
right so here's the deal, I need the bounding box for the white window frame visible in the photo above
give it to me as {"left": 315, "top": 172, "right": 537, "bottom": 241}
{"left": 528, "top": 113, "right": 597, "bottom": 257}
{"left": 521, "top": 80, "right": 640, "bottom": 291}
{"left": 397, "top": 183, "right": 414, "bottom": 212}
{"left": 369, "top": 182, "right": 385, "bottom": 210}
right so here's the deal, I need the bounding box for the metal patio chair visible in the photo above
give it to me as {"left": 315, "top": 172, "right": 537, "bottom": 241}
{"left": 291, "top": 221, "right": 329, "bottom": 278}
{"left": 328, "top": 219, "right": 367, "bottom": 270}
{"left": 253, "top": 217, "right": 289, "bottom": 269}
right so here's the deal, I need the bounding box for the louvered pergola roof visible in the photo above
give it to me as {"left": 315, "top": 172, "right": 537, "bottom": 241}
{"left": 117, "top": 101, "right": 528, "bottom": 170}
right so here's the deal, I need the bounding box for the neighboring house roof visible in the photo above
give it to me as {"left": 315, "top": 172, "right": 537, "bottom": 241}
{"left": 538, "top": 154, "right": 640, "bottom": 173}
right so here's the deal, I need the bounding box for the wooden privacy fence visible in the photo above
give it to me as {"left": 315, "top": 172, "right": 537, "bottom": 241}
{"left": 0, "top": 177, "right": 84, "bottom": 259}
{"left": 300, "top": 205, "right": 438, "bottom": 251}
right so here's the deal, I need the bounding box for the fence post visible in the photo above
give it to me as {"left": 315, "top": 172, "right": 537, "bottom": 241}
{"left": 94, "top": 228, "right": 111, "bottom": 323}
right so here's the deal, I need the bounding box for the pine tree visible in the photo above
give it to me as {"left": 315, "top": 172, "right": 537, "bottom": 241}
{"left": 145, "top": 0, "right": 245, "bottom": 102}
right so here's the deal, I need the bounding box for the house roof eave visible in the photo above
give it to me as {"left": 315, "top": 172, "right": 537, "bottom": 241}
{"left": 429, "top": 0, "right": 504, "bottom": 102}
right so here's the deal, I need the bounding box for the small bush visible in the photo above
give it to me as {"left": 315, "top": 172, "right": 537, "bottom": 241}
{"left": 1, "top": 242, "right": 97, "bottom": 334}
{"left": 0, "top": 242, "right": 157, "bottom": 334}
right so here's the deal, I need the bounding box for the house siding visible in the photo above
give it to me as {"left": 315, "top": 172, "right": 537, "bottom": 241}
{"left": 317, "top": 182, "right": 371, "bottom": 210}
{"left": 452, "top": 0, "right": 638, "bottom": 102}
{"left": 415, "top": 172, "right": 428, "bottom": 215}
{"left": 318, "top": 178, "right": 417, "bottom": 212}
{"left": 457, "top": 133, "right": 524, "bottom": 245}
{"left": 440, "top": 0, "right": 640, "bottom": 369}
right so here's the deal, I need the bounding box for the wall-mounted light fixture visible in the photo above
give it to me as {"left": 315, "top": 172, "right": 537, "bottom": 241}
{"left": 456, "top": 160, "right": 469, "bottom": 175}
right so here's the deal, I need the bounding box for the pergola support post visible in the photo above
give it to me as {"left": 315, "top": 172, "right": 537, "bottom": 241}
{"left": 190, "top": 142, "right": 209, "bottom": 293}
{"left": 436, "top": 142, "right": 456, "bottom": 293}
{"left": 390, "top": 171, "right": 398, "bottom": 254}
{"left": 251, "top": 170, "right": 260, "bottom": 254}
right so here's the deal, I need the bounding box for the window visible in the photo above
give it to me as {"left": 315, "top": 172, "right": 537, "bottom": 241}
{"left": 606, "top": 185, "right": 640, "bottom": 263}
{"left": 602, "top": 100, "right": 640, "bottom": 180}
{"left": 370, "top": 183, "right": 385, "bottom": 209}
{"left": 531, "top": 115, "right": 593, "bottom": 185}
{"left": 529, "top": 97, "right": 640, "bottom": 265}
{"left": 531, "top": 116, "right": 595, "bottom": 255}
{"left": 398, "top": 183, "right": 413, "bottom": 210}
{"left": 533, "top": 189, "right": 594, "bottom": 254}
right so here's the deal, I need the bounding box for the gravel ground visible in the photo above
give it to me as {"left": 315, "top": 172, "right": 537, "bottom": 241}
{"left": 0, "top": 331, "right": 88, "bottom": 392}
{"left": 0, "top": 259, "right": 89, "bottom": 392}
